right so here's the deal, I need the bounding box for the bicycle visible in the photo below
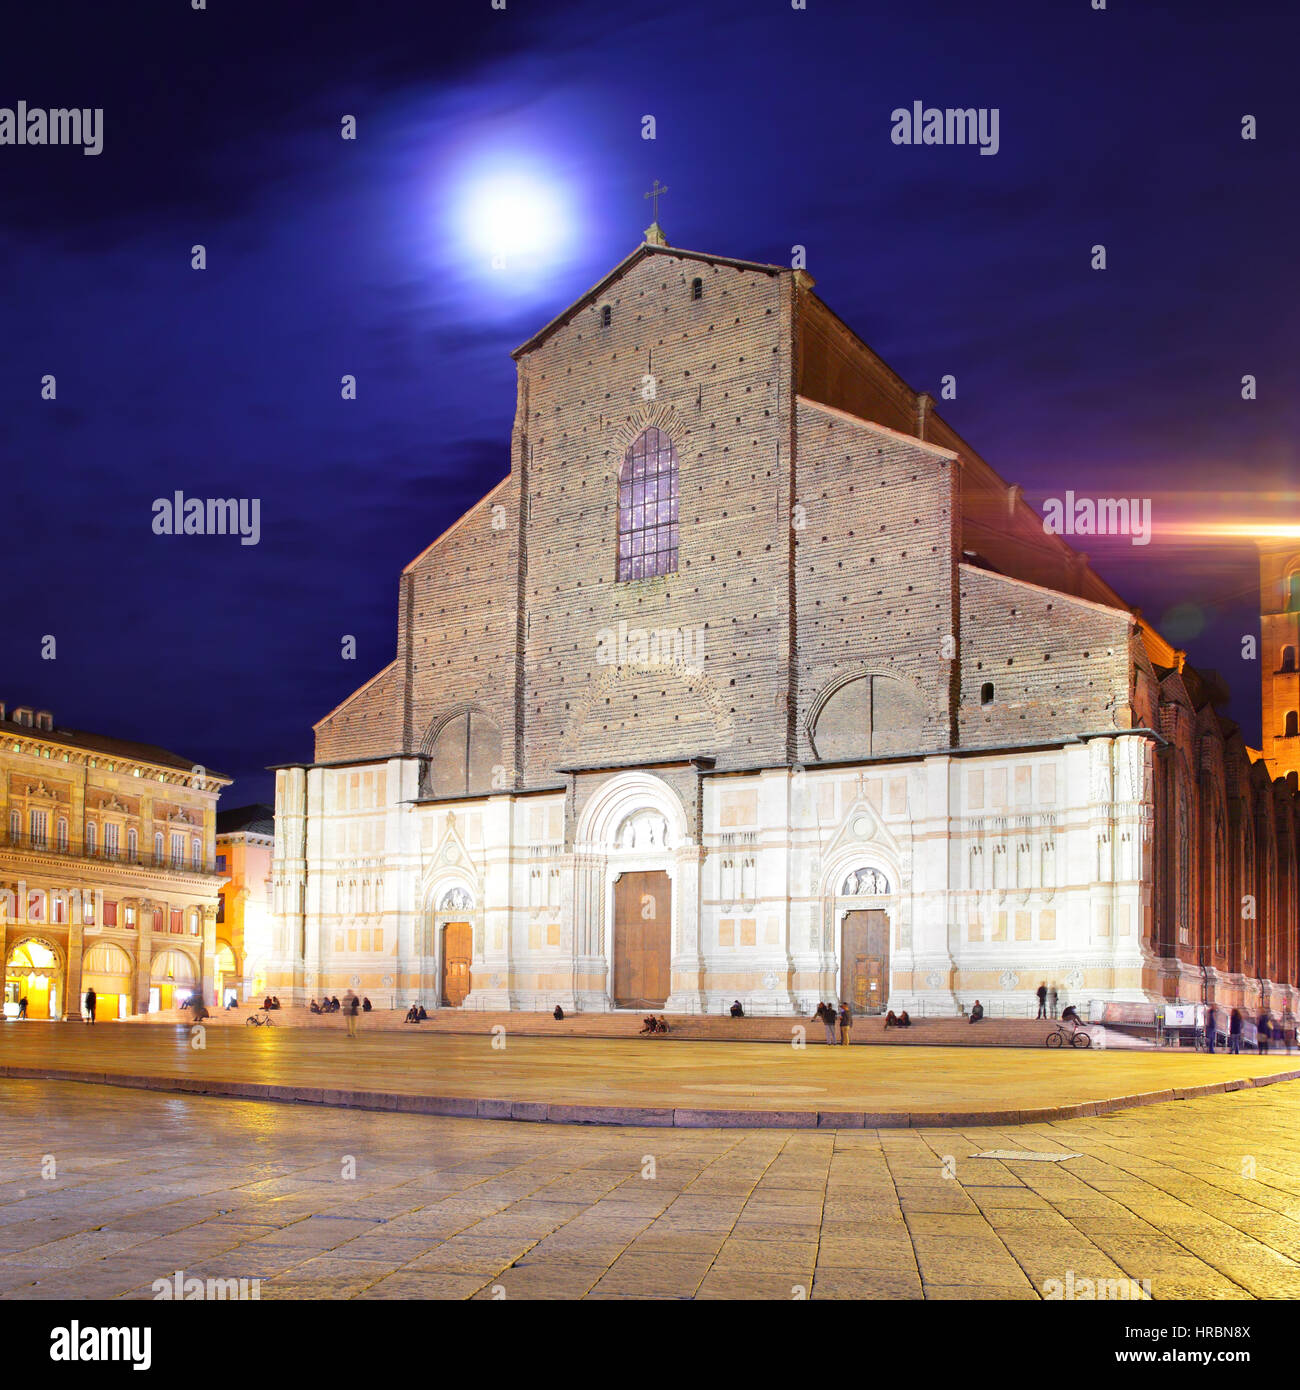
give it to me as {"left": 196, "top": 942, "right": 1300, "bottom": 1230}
{"left": 1046, "top": 1022, "right": 1090, "bottom": 1048}
{"left": 245, "top": 1011, "right": 275, "bottom": 1027}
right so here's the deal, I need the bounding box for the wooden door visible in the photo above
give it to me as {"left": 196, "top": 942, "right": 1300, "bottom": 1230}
{"left": 613, "top": 871, "right": 672, "bottom": 1008}
{"left": 441, "top": 922, "right": 472, "bottom": 1007}
{"left": 841, "top": 909, "right": 889, "bottom": 1013}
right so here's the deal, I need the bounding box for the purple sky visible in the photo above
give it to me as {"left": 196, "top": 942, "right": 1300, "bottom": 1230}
{"left": 2, "top": 0, "right": 1296, "bottom": 801}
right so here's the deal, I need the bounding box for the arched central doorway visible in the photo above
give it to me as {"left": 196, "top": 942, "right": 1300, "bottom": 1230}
{"left": 5, "top": 939, "right": 62, "bottom": 1019}
{"left": 613, "top": 870, "right": 672, "bottom": 1008}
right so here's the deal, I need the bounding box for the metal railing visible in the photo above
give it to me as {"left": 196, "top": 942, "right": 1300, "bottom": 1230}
{"left": 2, "top": 830, "right": 220, "bottom": 875}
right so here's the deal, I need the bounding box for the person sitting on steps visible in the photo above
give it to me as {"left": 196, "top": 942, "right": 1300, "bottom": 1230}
{"left": 968, "top": 1000, "right": 984, "bottom": 1023}
{"left": 730, "top": 1000, "right": 744, "bottom": 1018}
{"left": 898, "top": 1011, "right": 911, "bottom": 1028}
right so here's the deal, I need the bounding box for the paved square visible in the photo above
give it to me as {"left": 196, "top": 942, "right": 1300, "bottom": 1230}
{"left": 3, "top": 1077, "right": 1300, "bottom": 1299}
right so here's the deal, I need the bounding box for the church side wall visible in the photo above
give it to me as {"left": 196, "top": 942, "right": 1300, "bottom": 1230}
{"left": 958, "top": 567, "right": 1134, "bottom": 747}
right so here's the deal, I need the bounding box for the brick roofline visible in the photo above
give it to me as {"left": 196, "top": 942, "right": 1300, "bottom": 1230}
{"left": 511, "top": 242, "right": 786, "bottom": 360}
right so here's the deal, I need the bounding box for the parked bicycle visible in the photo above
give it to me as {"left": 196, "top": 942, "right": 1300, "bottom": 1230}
{"left": 245, "top": 1011, "right": 275, "bottom": 1027}
{"left": 1046, "top": 1022, "right": 1090, "bottom": 1048}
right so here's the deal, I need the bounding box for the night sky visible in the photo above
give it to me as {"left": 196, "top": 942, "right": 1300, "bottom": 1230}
{"left": 3, "top": 0, "right": 1296, "bottom": 804}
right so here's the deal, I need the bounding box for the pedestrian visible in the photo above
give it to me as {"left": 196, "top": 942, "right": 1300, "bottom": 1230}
{"left": 838, "top": 1000, "right": 852, "bottom": 1046}
{"left": 1036, "top": 982, "right": 1048, "bottom": 1020}
{"left": 17, "top": 995, "right": 27, "bottom": 1020}
{"left": 84, "top": 987, "right": 97, "bottom": 1024}
{"left": 968, "top": 999, "right": 984, "bottom": 1024}
{"left": 1204, "top": 1005, "right": 1216, "bottom": 1053}
{"left": 1258, "top": 1012, "right": 1270, "bottom": 1055}
{"left": 345, "top": 989, "right": 360, "bottom": 1039}
{"left": 1229, "top": 1007, "right": 1243, "bottom": 1055}
{"left": 816, "top": 1002, "right": 836, "bottom": 1045}
{"left": 1048, "top": 985, "right": 1058, "bottom": 1019}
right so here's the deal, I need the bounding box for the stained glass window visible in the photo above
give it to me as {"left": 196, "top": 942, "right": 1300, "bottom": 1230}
{"left": 617, "top": 427, "right": 679, "bottom": 581}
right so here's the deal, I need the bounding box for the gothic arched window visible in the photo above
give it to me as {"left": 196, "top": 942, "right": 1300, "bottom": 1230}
{"left": 617, "top": 427, "right": 679, "bottom": 581}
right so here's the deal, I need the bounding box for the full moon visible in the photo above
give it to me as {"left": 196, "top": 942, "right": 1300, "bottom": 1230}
{"left": 461, "top": 171, "right": 567, "bottom": 265}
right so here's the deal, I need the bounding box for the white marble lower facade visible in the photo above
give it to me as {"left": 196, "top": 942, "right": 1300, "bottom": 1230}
{"left": 267, "top": 733, "right": 1300, "bottom": 1019}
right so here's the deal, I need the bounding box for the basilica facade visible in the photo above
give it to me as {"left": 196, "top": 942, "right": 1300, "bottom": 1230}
{"left": 268, "top": 230, "right": 1300, "bottom": 1019}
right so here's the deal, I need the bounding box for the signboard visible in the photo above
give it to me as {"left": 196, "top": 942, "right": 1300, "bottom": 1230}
{"left": 1163, "top": 1004, "right": 1200, "bottom": 1028}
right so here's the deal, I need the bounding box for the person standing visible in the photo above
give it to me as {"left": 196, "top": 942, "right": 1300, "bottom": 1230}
{"left": 1036, "top": 983, "right": 1048, "bottom": 1020}
{"left": 817, "top": 1002, "right": 836, "bottom": 1046}
{"left": 1048, "top": 985, "right": 1058, "bottom": 1019}
{"left": 345, "top": 989, "right": 360, "bottom": 1039}
{"left": 1258, "top": 1012, "right": 1271, "bottom": 1055}
{"left": 1229, "top": 1008, "right": 1243, "bottom": 1055}
{"left": 1204, "top": 1005, "right": 1217, "bottom": 1053}
{"left": 84, "top": 987, "right": 97, "bottom": 1025}
{"left": 17, "top": 995, "right": 27, "bottom": 1020}
{"left": 838, "top": 1000, "right": 852, "bottom": 1046}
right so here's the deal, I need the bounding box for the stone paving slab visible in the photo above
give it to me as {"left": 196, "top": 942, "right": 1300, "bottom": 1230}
{"left": 3, "top": 1023, "right": 1298, "bottom": 1129}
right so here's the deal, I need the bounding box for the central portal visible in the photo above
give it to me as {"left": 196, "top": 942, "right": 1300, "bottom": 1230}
{"left": 841, "top": 908, "right": 889, "bottom": 1013}
{"left": 613, "top": 870, "right": 672, "bottom": 1008}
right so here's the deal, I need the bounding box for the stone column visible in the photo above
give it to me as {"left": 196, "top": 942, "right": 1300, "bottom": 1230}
{"left": 64, "top": 909, "right": 85, "bottom": 1021}
{"left": 201, "top": 904, "right": 218, "bottom": 1005}
{"left": 665, "top": 845, "right": 707, "bottom": 1014}
{"left": 572, "top": 851, "right": 609, "bottom": 1011}
{"left": 135, "top": 929, "right": 153, "bottom": 1016}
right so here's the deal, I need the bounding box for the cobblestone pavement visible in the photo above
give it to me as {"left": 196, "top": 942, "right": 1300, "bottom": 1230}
{"left": 2, "top": 1079, "right": 1300, "bottom": 1299}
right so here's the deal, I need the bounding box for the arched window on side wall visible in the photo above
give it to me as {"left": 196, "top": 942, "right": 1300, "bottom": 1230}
{"left": 1282, "top": 645, "right": 1297, "bottom": 672}
{"left": 1286, "top": 710, "right": 1299, "bottom": 738}
{"left": 617, "top": 427, "right": 679, "bottom": 581}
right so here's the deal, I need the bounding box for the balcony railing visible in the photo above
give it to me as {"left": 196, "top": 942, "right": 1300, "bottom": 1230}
{"left": 2, "top": 831, "right": 221, "bottom": 875}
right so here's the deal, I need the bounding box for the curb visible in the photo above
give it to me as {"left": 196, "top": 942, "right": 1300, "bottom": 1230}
{"left": 4, "top": 1063, "right": 1300, "bottom": 1128}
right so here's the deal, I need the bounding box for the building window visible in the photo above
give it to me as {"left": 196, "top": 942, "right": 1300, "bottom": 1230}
{"left": 980, "top": 682, "right": 994, "bottom": 706}
{"left": 691, "top": 277, "right": 702, "bottom": 300}
{"left": 1286, "top": 711, "right": 1299, "bottom": 739}
{"left": 190, "top": 911, "right": 200, "bottom": 936}
{"left": 104, "top": 823, "right": 119, "bottom": 857}
{"left": 170, "top": 833, "right": 184, "bottom": 868}
{"left": 56, "top": 818, "right": 68, "bottom": 852}
{"left": 127, "top": 827, "right": 138, "bottom": 859}
{"left": 617, "top": 427, "right": 679, "bottom": 581}
{"left": 1283, "top": 646, "right": 1297, "bottom": 672}
{"left": 215, "top": 854, "right": 227, "bottom": 873}
{"left": 1289, "top": 572, "right": 1300, "bottom": 612}
{"left": 191, "top": 838, "right": 201, "bottom": 869}
{"left": 86, "top": 821, "right": 97, "bottom": 855}
{"left": 29, "top": 811, "right": 47, "bottom": 849}
{"left": 154, "top": 832, "right": 164, "bottom": 862}
{"left": 600, "top": 303, "right": 611, "bottom": 327}
{"left": 124, "top": 905, "right": 136, "bottom": 927}
{"left": 216, "top": 896, "right": 225, "bottom": 924}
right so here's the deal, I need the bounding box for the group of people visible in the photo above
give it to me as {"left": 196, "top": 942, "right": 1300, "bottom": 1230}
{"left": 639, "top": 1015, "right": 670, "bottom": 1034}
{"left": 261, "top": 996, "right": 282, "bottom": 1011}
{"left": 404, "top": 1004, "right": 429, "bottom": 1023}
{"left": 812, "top": 1001, "right": 853, "bottom": 1044}
{"left": 1210, "top": 1007, "right": 1286, "bottom": 1055}
{"left": 883, "top": 1010, "right": 912, "bottom": 1028}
